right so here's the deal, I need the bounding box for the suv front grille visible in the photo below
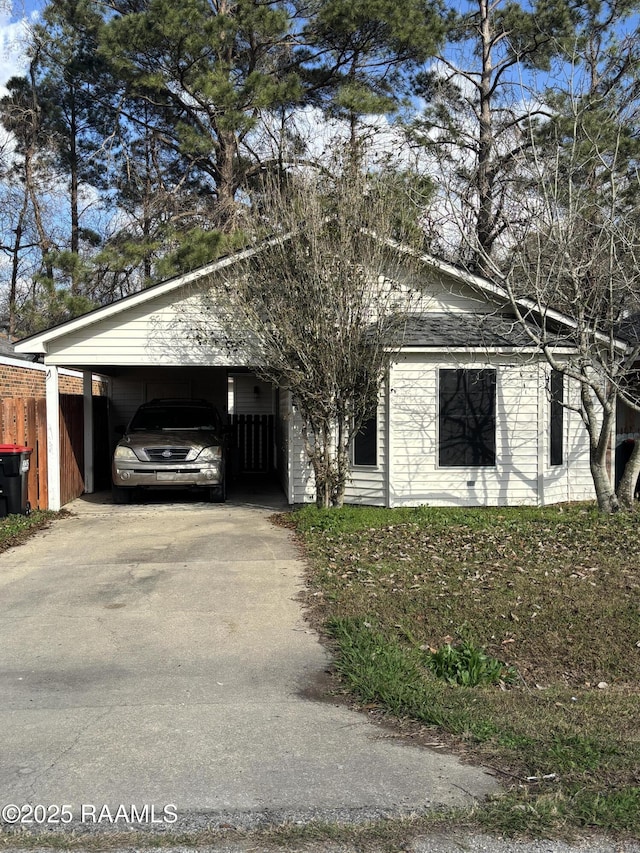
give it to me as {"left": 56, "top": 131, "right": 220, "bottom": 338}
{"left": 145, "top": 447, "right": 191, "bottom": 462}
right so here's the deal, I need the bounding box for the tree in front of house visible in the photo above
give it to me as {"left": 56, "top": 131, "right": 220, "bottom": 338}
{"left": 200, "top": 156, "right": 429, "bottom": 507}
{"left": 487, "top": 94, "right": 640, "bottom": 513}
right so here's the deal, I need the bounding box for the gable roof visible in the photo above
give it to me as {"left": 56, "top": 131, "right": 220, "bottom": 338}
{"left": 13, "top": 235, "right": 618, "bottom": 356}
{"left": 14, "top": 240, "right": 280, "bottom": 355}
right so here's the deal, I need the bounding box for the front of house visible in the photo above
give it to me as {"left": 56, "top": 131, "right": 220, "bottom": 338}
{"left": 14, "top": 248, "right": 596, "bottom": 510}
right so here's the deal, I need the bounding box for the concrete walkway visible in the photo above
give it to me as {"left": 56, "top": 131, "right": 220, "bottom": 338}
{"left": 0, "top": 487, "right": 497, "bottom": 833}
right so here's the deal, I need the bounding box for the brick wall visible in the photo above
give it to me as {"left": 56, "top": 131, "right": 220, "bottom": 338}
{"left": 0, "top": 361, "right": 108, "bottom": 398}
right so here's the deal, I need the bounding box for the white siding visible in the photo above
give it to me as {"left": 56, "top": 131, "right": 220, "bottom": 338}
{"left": 290, "top": 406, "right": 315, "bottom": 504}
{"left": 44, "top": 285, "right": 256, "bottom": 367}
{"left": 566, "top": 377, "right": 595, "bottom": 502}
{"left": 285, "top": 393, "right": 388, "bottom": 506}
{"left": 417, "top": 270, "right": 500, "bottom": 314}
{"left": 391, "top": 267, "right": 501, "bottom": 315}
{"left": 42, "top": 268, "right": 503, "bottom": 369}
{"left": 536, "top": 369, "right": 595, "bottom": 505}
{"left": 344, "top": 389, "right": 387, "bottom": 506}
{"left": 285, "top": 356, "right": 595, "bottom": 508}
{"left": 388, "top": 354, "right": 541, "bottom": 507}
{"left": 230, "top": 374, "right": 275, "bottom": 415}
{"left": 534, "top": 363, "right": 567, "bottom": 505}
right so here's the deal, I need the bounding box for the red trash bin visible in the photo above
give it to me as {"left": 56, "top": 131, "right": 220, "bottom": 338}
{"left": 0, "top": 444, "right": 32, "bottom": 518}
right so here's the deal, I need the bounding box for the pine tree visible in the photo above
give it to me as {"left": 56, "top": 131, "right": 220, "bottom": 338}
{"left": 301, "top": 0, "right": 447, "bottom": 155}
{"left": 32, "top": 0, "right": 115, "bottom": 294}
{"left": 101, "top": 0, "right": 303, "bottom": 232}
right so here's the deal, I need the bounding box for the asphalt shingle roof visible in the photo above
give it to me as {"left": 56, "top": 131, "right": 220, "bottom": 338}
{"left": 0, "top": 334, "right": 37, "bottom": 361}
{"left": 400, "top": 312, "right": 537, "bottom": 348}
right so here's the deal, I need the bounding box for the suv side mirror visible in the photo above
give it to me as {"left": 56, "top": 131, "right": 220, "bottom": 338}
{"left": 114, "top": 424, "right": 126, "bottom": 436}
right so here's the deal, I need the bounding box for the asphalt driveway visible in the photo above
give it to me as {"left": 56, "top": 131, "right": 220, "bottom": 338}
{"left": 0, "top": 487, "right": 497, "bottom": 832}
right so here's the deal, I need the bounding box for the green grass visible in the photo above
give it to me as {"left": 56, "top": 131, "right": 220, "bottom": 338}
{"left": 0, "top": 510, "right": 58, "bottom": 553}
{"left": 293, "top": 503, "right": 640, "bottom": 838}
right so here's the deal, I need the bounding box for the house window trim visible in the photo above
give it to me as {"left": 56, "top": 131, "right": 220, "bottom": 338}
{"left": 351, "top": 412, "right": 379, "bottom": 469}
{"left": 437, "top": 367, "right": 498, "bottom": 469}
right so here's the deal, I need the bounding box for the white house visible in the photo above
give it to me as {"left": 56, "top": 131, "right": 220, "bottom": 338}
{"left": 14, "top": 245, "right": 597, "bottom": 510}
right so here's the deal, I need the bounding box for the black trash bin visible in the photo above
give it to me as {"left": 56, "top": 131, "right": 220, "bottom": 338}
{"left": 0, "top": 444, "right": 32, "bottom": 518}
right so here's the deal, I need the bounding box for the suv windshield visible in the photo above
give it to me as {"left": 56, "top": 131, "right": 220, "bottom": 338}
{"left": 128, "top": 406, "right": 220, "bottom": 432}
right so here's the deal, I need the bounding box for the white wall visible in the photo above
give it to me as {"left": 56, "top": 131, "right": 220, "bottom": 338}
{"left": 41, "top": 266, "right": 501, "bottom": 369}
{"left": 388, "top": 353, "right": 540, "bottom": 506}
{"left": 386, "top": 354, "right": 594, "bottom": 508}
{"left": 285, "top": 353, "right": 595, "bottom": 508}
{"left": 565, "top": 376, "right": 595, "bottom": 502}
{"left": 289, "top": 403, "right": 315, "bottom": 504}
{"left": 43, "top": 285, "right": 257, "bottom": 368}
{"left": 230, "top": 374, "right": 274, "bottom": 415}
{"left": 344, "top": 388, "right": 388, "bottom": 506}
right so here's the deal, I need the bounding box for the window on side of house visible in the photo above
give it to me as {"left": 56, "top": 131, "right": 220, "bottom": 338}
{"left": 550, "top": 368, "right": 564, "bottom": 466}
{"left": 439, "top": 368, "right": 496, "bottom": 467}
{"left": 353, "top": 414, "right": 377, "bottom": 467}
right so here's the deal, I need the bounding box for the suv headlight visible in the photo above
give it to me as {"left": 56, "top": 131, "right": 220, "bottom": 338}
{"left": 114, "top": 445, "right": 138, "bottom": 461}
{"left": 197, "top": 445, "right": 222, "bottom": 462}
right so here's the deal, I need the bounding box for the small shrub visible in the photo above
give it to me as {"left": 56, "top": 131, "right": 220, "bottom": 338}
{"left": 427, "top": 639, "right": 516, "bottom": 687}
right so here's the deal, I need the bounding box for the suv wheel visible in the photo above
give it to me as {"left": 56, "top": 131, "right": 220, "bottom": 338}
{"left": 112, "top": 485, "right": 132, "bottom": 504}
{"left": 208, "top": 484, "right": 225, "bottom": 503}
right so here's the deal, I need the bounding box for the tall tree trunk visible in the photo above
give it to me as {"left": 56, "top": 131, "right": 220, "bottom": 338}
{"left": 142, "top": 118, "right": 153, "bottom": 282}
{"left": 28, "top": 180, "right": 55, "bottom": 284}
{"left": 27, "top": 58, "right": 55, "bottom": 285}
{"left": 70, "top": 86, "right": 80, "bottom": 293}
{"left": 476, "top": 0, "right": 494, "bottom": 274}
{"left": 8, "top": 188, "right": 30, "bottom": 338}
{"left": 217, "top": 129, "right": 238, "bottom": 231}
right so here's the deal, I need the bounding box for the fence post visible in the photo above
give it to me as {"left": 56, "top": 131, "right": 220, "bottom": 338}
{"left": 83, "top": 371, "right": 94, "bottom": 494}
{"left": 46, "top": 366, "right": 61, "bottom": 511}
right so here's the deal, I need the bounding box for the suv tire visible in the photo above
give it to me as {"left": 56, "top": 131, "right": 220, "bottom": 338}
{"left": 208, "top": 483, "right": 225, "bottom": 503}
{"left": 112, "top": 485, "right": 132, "bottom": 504}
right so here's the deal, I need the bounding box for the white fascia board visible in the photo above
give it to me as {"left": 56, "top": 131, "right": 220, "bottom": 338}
{"left": 394, "top": 346, "right": 576, "bottom": 355}
{"left": 0, "top": 354, "right": 106, "bottom": 378}
{"left": 14, "top": 237, "right": 287, "bottom": 354}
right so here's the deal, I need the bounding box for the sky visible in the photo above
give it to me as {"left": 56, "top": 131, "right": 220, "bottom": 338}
{"left": 0, "top": 1, "right": 37, "bottom": 93}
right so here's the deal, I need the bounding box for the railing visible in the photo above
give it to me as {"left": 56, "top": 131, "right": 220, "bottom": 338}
{"left": 230, "top": 414, "right": 274, "bottom": 474}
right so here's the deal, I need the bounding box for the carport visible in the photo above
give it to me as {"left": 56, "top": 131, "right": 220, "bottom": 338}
{"left": 14, "top": 254, "right": 291, "bottom": 510}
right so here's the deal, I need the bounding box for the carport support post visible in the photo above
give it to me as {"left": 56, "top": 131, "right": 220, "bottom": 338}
{"left": 45, "top": 365, "right": 61, "bottom": 511}
{"left": 83, "top": 371, "right": 94, "bottom": 494}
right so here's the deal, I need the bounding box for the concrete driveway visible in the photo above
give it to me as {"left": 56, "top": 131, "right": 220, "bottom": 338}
{"left": 0, "top": 486, "right": 497, "bottom": 832}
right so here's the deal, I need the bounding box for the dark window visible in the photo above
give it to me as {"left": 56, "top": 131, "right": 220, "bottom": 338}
{"left": 353, "top": 415, "right": 377, "bottom": 466}
{"left": 439, "top": 369, "right": 496, "bottom": 467}
{"left": 550, "top": 369, "right": 564, "bottom": 466}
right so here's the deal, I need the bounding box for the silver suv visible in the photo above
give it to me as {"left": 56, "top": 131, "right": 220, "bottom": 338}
{"left": 111, "top": 399, "right": 226, "bottom": 503}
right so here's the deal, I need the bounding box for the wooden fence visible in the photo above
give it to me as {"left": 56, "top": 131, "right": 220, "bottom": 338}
{"left": 230, "top": 413, "right": 274, "bottom": 474}
{"left": 0, "top": 395, "right": 95, "bottom": 510}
